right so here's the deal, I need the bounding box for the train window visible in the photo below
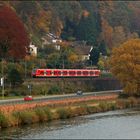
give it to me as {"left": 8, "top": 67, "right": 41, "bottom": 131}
{"left": 95, "top": 71, "right": 99, "bottom": 75}
{"left": 83, "top": 71, "right": 88, "bottom": 75}
{"left": 63, "top": 71, "right": 67, "bottom": 75}
{"left": 54, "top": 71, "right": 57, "bottom": 75}
{"left": 77, "top": 71, "right": 81, "bottom": 75}
{"left": 69, "top": 71, "right": 75, "bottom": 75}
{"left": 90, "top": 71, "right": 94, "bottom": 75}
{"left": 46, "top": 71, "right": 52, "bottom": 75}
{"left": 58, "top": 71, "right": 61, "bottom": 75}
{"left": 54, "top": 71, "right": 61, "bottom": 75}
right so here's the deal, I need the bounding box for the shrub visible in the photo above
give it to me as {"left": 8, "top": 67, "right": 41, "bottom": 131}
{"left": 75, "top": 106, "right": 88, "bottom": 115}
{"left": 56, "top": 108, "right": 70, "bottom": 119}
{"left": 47, "top": 86, "right": 61, "bottom": 95}
{"left": 35, "top": 108, "right": 47, "bottom": 122}
{"left": 128, "top": 97, "right": 138, "bottom": 107}
{"left": 17, "top": 110, "right": 38, "bottom": 125}
{"left": 108, "top": 103, "right": 117, "bottom": 110}
{"left": 43, "top": 107, "right": 52, "bottom": 121}
{"left": 117, "top": 98, "right": 137, "bottom": 109}
{"left": 10, "top": 90, "right": 21, "bottom": 96}
{"left": 0, "top": 112, "right": 10, "bottom": 128}
{"left": 12, "top": 111, "right": 22, "bottom": 125}
{"left": 116, "top": 99, "right": 126, "bottom": 109}
{"left": 118, "top": 93, "right": 129, "bottom": 98}
{"left": 99, "top": 102, "right": 109, "bottom": 112}
{"left": 7, "top": 68, "right": 23, "bottom": 87}
{"left": 40, "top": 89, "right": 48, "bottom": 96}
{"left": 86, "top": 106, "right": 97, "bottom": 113}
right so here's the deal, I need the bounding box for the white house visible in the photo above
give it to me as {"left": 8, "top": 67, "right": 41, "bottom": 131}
{"left": 41, "top": 33, "right": 62, "bottom": 50}
{"left": 29, "top": 43, "right": 37, "bottom": 57}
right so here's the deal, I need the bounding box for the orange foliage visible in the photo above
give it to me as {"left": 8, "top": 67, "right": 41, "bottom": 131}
{"left": 82, "top": 10, "right": 89, "bottom": 17}
{"left": 110, "top": 38, "right": 140, "bottom": 95}
{"left": 101, "top": 19, "right": 113, "bottom": 48}
{"left": 36, "top": 10, "right": 52, "bottom": 33}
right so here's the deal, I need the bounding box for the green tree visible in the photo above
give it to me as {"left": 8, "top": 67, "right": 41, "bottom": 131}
{"left": 7, "top": 68, "right": 23, "bottom": 87}
{"left": 98, "top": 54, "right": 105, "bottom": 70}
{"left": 109, "top": 39, "right": 140, "bottom": 96}
{"left": 75, "top": 13, "right": 101, "bottom": 45}
{"left": 98, "top": 40, "right": 107, "bottom": 55}
{"left": 46, "top": 52, "right": 61, "bottom": 68}
{"left": 89, "top": 47, "right": 100, "bottom": 66}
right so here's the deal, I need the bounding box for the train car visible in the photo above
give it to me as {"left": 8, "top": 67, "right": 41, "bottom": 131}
{"left": 31, "top": 68, "right": 100, "bottom": 78}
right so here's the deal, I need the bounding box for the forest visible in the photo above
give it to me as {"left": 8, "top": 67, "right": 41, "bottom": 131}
{"left": 4, "top": 1, "right": 140, "bottom": 51}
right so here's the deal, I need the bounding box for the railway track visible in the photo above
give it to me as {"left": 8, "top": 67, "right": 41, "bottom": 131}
{"left": 0, "top": 90, "right": 122, "bottom": 105}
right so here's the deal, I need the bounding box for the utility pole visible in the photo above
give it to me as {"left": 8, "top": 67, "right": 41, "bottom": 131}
{"left": 62, "top": 59, "right": 65, "bottom": 69}
{"left": 25, "top": 60, "right": 27, "bottom": 79}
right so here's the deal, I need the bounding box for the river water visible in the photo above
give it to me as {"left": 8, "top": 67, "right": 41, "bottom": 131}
{"left": 1, "top": 108, "right": 140, "bottom": 139}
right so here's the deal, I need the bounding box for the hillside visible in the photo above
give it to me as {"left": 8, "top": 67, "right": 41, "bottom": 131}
{"left": 2, "top": 1, "right": 139, "bottom": 51}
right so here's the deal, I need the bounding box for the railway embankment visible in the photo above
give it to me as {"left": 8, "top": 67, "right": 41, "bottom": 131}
{"left": 0, "top": 93, "right": 140, "bottom": 129}
{"left": 23, "top": 77, "right": 122, "bottom": 96}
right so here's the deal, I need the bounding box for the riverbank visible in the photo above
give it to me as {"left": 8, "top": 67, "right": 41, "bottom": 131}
{"left": 0, "top": 94, "right": 140, "bottom": 129}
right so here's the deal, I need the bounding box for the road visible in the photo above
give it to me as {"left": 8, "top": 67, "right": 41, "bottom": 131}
{"left": 0, "top": 90, "right": 122, "bottom": 105}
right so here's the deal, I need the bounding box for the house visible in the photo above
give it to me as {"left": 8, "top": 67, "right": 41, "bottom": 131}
{"left": 41, "top": 33, "right": 62, "bottom": 50}
{"left": 71, "top": 41, "right": 93, "bottom": 61}
{"left": 29, "top": 43, "right": 38, "bottom": 57}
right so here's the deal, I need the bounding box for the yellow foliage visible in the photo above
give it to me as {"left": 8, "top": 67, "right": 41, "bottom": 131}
{"left": 68, "top": 53, "right": 78, "bottom": 63}
{"left": 109, "top": 38, "right": 140, "bottom": 95}
{"left": 101, "top": 19, "right": 113, "bottom": 48}
{"left": 36, "top": 10, "right": 51, "bottom": 33}
{"left": 82, "top": 10, "right": 89, "bottom": 17}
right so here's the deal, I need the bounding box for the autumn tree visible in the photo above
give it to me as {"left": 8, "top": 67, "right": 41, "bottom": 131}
{"left": 100, "top": 19, "right": 113, "bottom": 49}
{"left": 0, "top": 5, "right": 30, "bottom": 60}
{"left": 111, "top": 26, "right": 138, "bottom": 48}
{"left": 36, "top": 10, "right": 52, "bottom": 35}
{"left": 109, "top": 39, "right": 140, "bottom": 96}
{"left": 112, "top": 26, "right": 126, "bottom": 48}
{"left": 46, "top": 45, "right": 79, "bottom": 69}
{"left": 50, "top": 16, "right": 63, "bottom": 37}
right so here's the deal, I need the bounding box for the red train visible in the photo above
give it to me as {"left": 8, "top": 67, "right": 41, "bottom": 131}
{"left": 32, "top": 68, "right": 101, "bottom": 78}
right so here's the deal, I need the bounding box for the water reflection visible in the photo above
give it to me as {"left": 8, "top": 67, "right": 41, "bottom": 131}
{"left": 0, "top": 117, "right": 88, "bottom": 139}
{"left": 1, "top": 108, "right": 140, "bottom": 139}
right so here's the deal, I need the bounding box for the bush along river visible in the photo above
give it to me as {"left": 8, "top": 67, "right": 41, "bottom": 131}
{"left": 1, "top": 108, "right": 140, "bottom": 139}
{"left": 1, "top": 95, "right": 140, "bottom": 139}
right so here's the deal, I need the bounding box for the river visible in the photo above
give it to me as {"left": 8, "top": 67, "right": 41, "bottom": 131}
{"left": 1, "top": 108, "right": 140, "bottom": 139}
